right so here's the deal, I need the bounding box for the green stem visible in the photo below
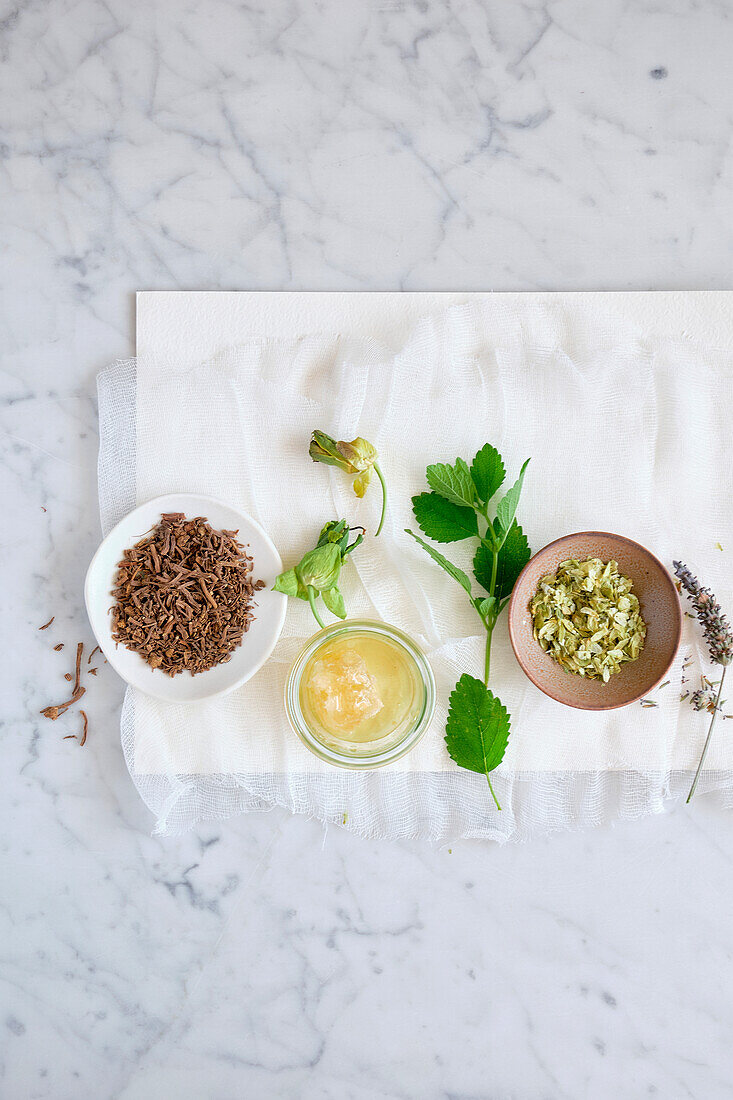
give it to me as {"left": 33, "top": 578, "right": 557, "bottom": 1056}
{"left": 480, "top": 540, "right": 501, "bottom": 687}
{"left": 307, "top": 586, "right": 326, "bottom": 630}
{"left": 486, "top": 772, "right": 501, "bottom": 811}
{"left": 687, "top": 664, "right": 727, "bottom": 803}
{"left": 484, "top": 627, "right": 493, "bottom": 687}
{"left": 373, "top": 462, "right": 387, "bottom": 537}
{"left": 489, "top": 545, "right": 499, "bottom": 597}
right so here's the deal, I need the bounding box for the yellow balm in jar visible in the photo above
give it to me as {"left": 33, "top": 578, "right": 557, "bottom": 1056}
{"left": 286, "top": 621, "right": 435, "bottom": 768}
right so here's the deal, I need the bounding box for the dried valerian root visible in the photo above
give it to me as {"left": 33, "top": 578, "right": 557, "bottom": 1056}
{"left": 41, "top": 685, "right": 86, "bottom": 721}
{"left": 110, "top": 513, "right": 264, "bottom": 677}
{"left": 41, "top": 642, "right": 85, "bottom": 720}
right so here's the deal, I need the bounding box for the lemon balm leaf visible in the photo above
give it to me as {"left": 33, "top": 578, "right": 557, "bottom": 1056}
{"left": 495, "top": 457, "right": 531, "bottom": 542}
{"left": 446, "top": 675, "right": 511, "bottom": 773}
{"left": 470, "top": 443, "right": 506, "bottom": 504}
{"left": 473, "top": 543, "right": 494, "bottom": 595}
{"left": 445, "top": 675, "right": 511, "bottom": 809}
{"left": 426, "top": 458, "right": 476, "bottom": 508}
{"left": 412, "top": 492, "right": 478, "bottom": 543}
{"left": 406, "top": 529, "right": 473, "bottom": 596}
{"left": 473, "top": 595, "right": 496, "bottom": 621}
{"left": 495, "top": 522, "right": 531, "bottom": 601}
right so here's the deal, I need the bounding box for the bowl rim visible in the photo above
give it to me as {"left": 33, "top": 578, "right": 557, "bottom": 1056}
{"left": 507, "top": 530, "right": 682, "bottom": 711}
{"left": 84, "top": 492, "right": 287, "bottom": 703}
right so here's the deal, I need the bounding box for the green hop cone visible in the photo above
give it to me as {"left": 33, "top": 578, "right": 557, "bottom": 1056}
{"left": 309, "top": 430, "right": 387, "bottom": 536}
{"left": 273, "top": 518, "right": 364, "bottom": 629}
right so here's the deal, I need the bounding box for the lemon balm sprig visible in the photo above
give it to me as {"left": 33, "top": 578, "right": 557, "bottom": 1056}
{"left": 310, "top": 431, "right": 388, "bottom": 536}
{"left": 406, "top": 444, "right": 531, "bottom": 810}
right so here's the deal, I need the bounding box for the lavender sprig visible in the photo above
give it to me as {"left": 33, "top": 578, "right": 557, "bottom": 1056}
{"left": 674, "top": 561, "right": 732, "bottom": 802}
{"left": 673, "top": 562, "right": 733, "bottom": 666}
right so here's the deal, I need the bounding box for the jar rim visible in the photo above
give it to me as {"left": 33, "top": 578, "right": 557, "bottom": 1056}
{"left": 284, "top": 619, "right": 436, "bottom": 769}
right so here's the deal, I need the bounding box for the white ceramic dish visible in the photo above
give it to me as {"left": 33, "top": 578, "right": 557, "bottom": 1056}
{"left": 84, "top": 493, "right": 287, "bottom": 703}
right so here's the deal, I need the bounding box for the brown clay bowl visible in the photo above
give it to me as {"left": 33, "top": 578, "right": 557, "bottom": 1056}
{"left": 508, "top": 532, "right": 682, "bottom": 711}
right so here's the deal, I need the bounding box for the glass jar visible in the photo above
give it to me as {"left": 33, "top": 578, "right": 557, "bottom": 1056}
{"left": 285, "top": 619, "right": 436, "bottom": 769}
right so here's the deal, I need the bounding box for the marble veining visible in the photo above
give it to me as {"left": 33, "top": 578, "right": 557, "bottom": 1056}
{"left": 3, "top": 1, "right": 733, "bottom": 1097}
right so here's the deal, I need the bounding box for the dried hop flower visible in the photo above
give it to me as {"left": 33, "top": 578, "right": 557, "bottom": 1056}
{"left": 673, "top": 561, "right": 733, "bottom": 666}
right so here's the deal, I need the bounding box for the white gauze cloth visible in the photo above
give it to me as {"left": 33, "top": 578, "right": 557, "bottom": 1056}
{"left": 97, "top": 300, "right": 733, "bottom": 838}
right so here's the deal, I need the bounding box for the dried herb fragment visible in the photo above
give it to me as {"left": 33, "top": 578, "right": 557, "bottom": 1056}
{"left": 88, "top": 645, "right": 100, "bottom": 665}
{"left": 39, "top": 617, "right": 55, "bottom": 630}
{"left": 54, "top": 643, "right": 64, "bottom": 651}
{"left": 111, "top": 513, "right": 264, "bottom": 676}
{"left": 79, "top": 710, "right": 88, "bottom": 746}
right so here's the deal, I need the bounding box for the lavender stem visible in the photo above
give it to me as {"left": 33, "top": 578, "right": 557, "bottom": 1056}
{"left": 687, "top": 664, "right": 727, "bottom": 803}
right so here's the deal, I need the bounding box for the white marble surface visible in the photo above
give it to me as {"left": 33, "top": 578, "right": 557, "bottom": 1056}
{"left": 4, "top": 2, "right": 733, "bottom": 1097}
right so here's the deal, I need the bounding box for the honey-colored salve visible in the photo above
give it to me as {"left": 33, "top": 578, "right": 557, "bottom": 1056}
{"left": 285, "top": 621, "right": 436, "bottom": 768}
{"left": 301, "top": 631, "right": 423, "bottom": 745}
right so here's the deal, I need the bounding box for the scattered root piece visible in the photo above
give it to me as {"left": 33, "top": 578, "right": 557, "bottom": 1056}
{"left": 41, "top": 642, "right": 86, "bottom": 721}
{"left": 39, "top": 617, "right": 55, "bottom": 630}
{"left": 88, "top": 645, "right": 100, "bottom": 665}
{"left": 72, "top": 643, "right": 83, "bottom": 692}
{"left": 79, "top": 710, "right": 88, "bottom": 746}
{"left": 54, "top": 643, "right": 64, "bottom": 651}
{"left": 40, "top": 685, "right": 85, "bottom": 721}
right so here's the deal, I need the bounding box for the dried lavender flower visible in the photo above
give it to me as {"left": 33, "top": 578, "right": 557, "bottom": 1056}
{"left": 674, "top": 561, "right": 732, "bottom": 801}
{"left": 690, "top": 686, "right": 720, "bottom": 714}
{"left": 673, "top": 562, "right": 732, "bottom": 666}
